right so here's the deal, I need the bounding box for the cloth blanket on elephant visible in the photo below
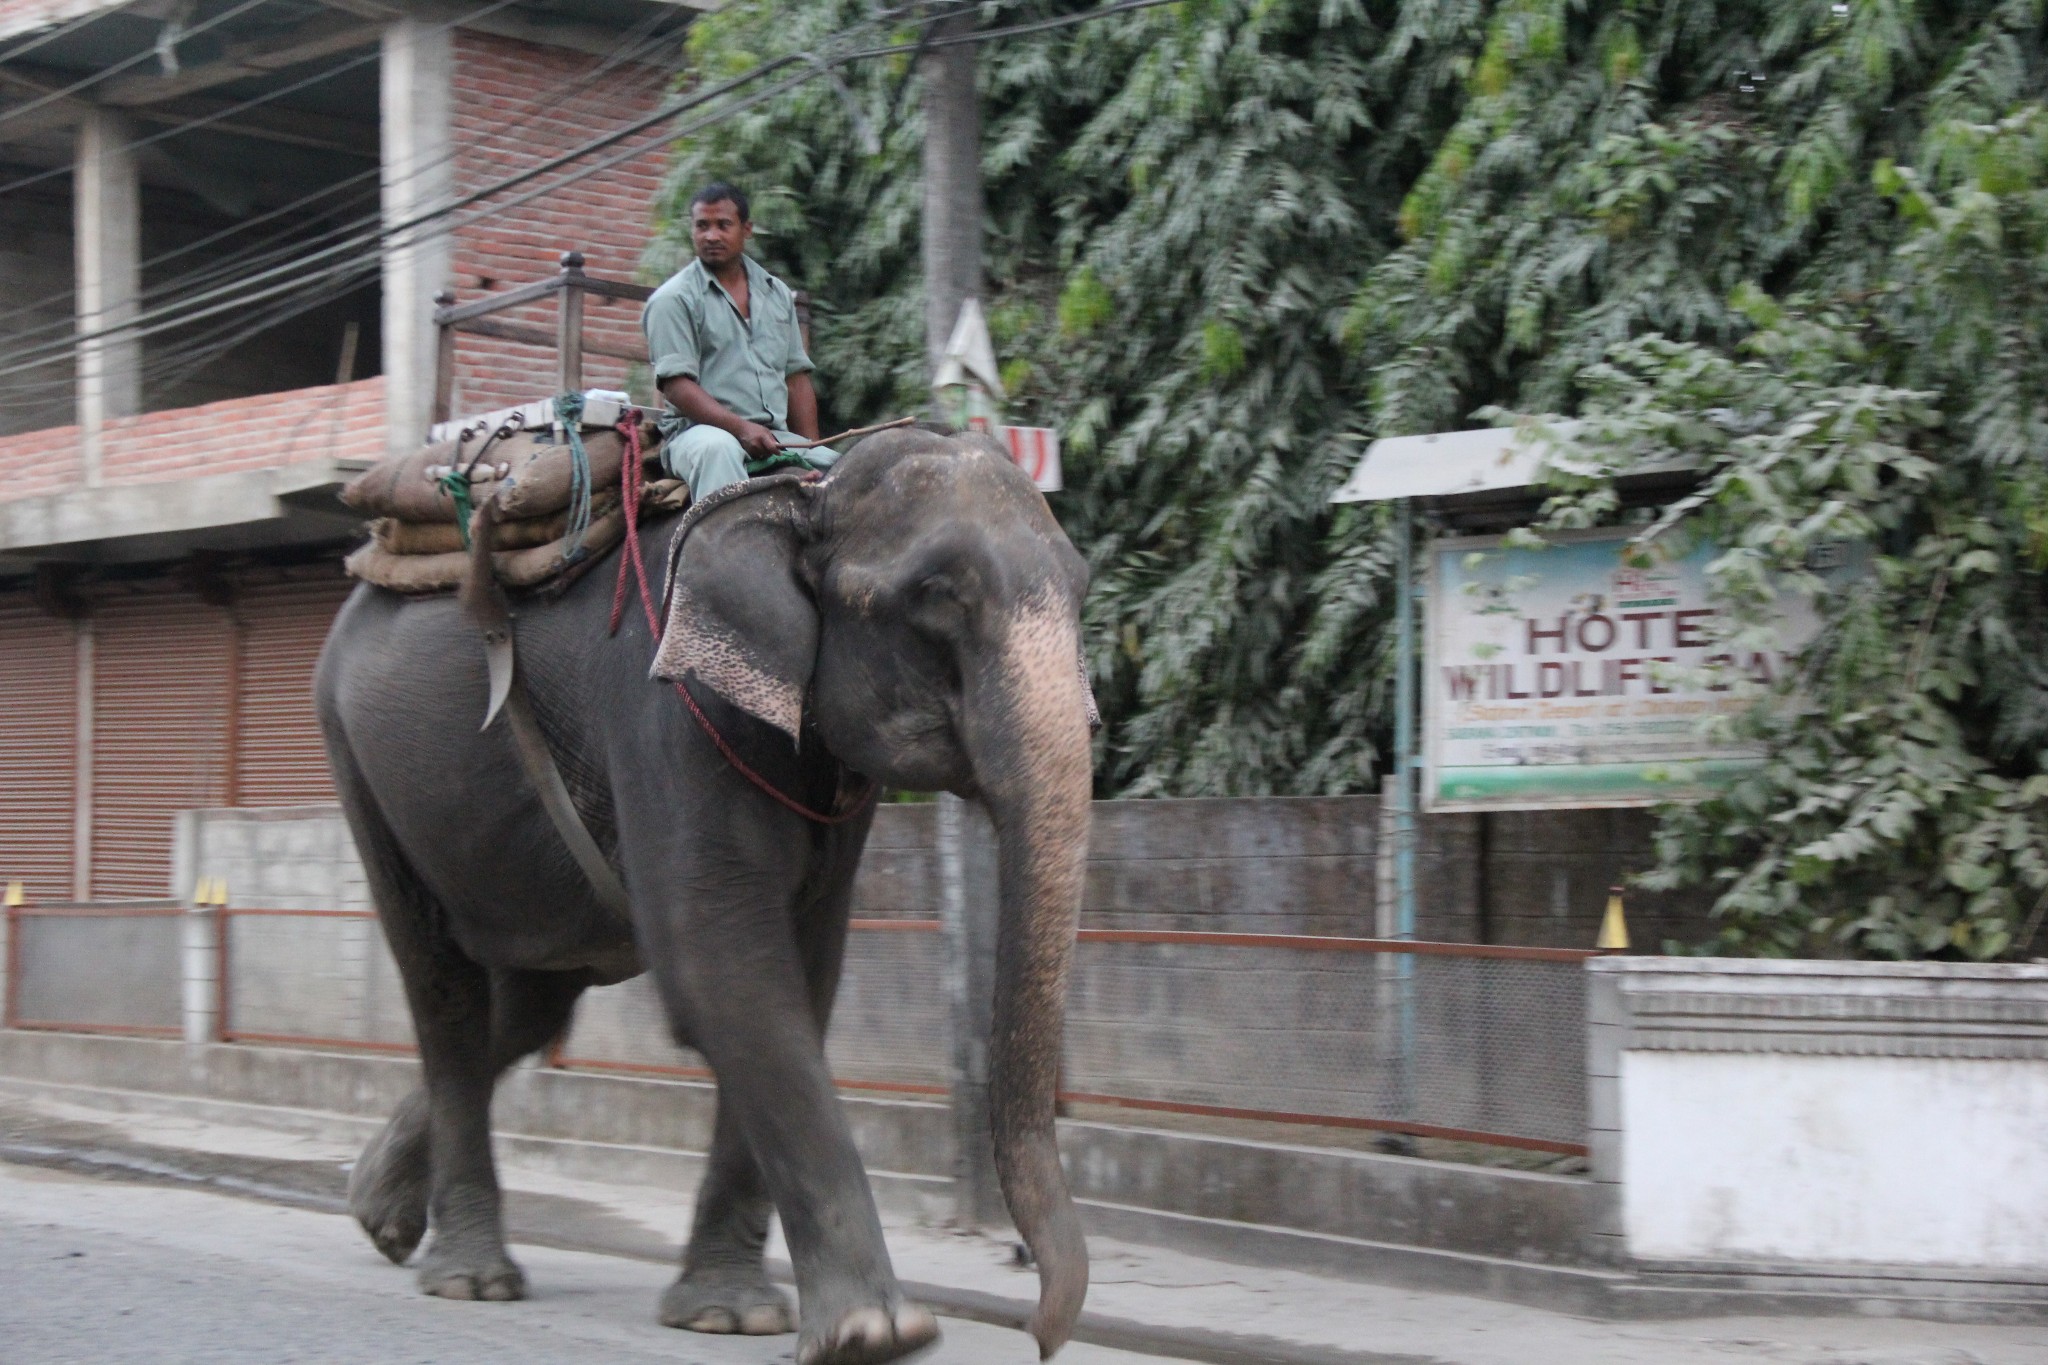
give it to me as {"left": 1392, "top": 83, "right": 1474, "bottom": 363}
{"left": 342, "top": 407, "right": 684, "bottom": 594}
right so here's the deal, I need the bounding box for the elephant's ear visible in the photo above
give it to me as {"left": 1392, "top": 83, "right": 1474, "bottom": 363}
{"left": 652, "top": 478, "right": 818, "bottom": 744}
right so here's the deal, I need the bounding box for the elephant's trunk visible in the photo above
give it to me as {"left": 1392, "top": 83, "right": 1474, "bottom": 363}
{"left": 970, "top": 595, "right": 1092, "bottom": 1360}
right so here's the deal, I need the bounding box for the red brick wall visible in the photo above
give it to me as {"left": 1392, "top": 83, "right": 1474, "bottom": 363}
{"left": 98, "top": 377, "right": 386, "bottom": 485}
{"left": 446, "top": 30, "right": 671, "bottom": 419}
{"left": 0, "top": 378, "right": 385, "bottom": 496}
{"left": 0, "top": 422, "right": 83, "bottom": 498}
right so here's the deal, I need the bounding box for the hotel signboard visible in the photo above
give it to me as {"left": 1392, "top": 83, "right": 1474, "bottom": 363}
{"left": 1424, "top": 527, "right": 1838, "bottom": 811}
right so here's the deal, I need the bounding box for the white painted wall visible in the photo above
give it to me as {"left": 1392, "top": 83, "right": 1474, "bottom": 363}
{"left": 1625, "top": 1051, "right": 2048, "bottom": 1268}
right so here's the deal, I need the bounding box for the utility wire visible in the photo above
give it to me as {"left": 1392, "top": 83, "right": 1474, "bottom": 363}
{"left": 0, "top": 0, "right": 281, "bottom": 129}
{"left": 0, "top": 0, "right": 674, "bottom": 348}
{"left": 0, "top": 0, "right": 146, "bottom": 66}
{"left": 0, "top": 0, "right": 1175, "bottom": 385}
{"left": 0, "top": 8, "right": 690, "bottom": 392}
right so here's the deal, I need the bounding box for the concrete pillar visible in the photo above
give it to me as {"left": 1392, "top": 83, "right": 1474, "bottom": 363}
{"left": 74, "top": 108, "right": 141, "bottom": 485}
{"left": 173, "top": 810, "right": 220, "bottom": 1045}
{"left": 380, "top": 16, "right": 455, "bottom": 455}
{"left": 937, "top": 792, "right": 1005, "bottom": 1230}
{"left": 71, "top": 617, "right": 93, "bottom": 901}
{"left": 182, "top": 905, "right": 221, "bottom": 1046}
{"left": 920, "top": 19, "right": 981, "bottom": 376}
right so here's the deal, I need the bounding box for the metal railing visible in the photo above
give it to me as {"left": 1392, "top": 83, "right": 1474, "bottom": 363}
{"left": 3, "top": 898, "right": 1597, "bottom": 1152}
{"left": 217, "top": 908, "right": 413, "bottom": 1053}
{"left": 1063, "top": 930, "right": 1595, "bottom": 1154}
{"left": 427, "top": 249, "right": 813, "bottom": 424}
{"left": 553, "top": 918, "right": 952, "bottom": 1097}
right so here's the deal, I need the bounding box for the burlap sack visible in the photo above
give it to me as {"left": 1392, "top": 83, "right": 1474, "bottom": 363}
{"left": 492, "top": 429, "right": 627, "bottom": 520}
{"left": 342, "top": 440, "right": 475, "bottom": 522}
{"left": 343, "top": 426, "right": 644, "bottom": 523}
{"left": 344, "top": 506, "right": 628, "bottom": 595}
{"left": 370, "top": 491, "right": 621, "bottom": 555}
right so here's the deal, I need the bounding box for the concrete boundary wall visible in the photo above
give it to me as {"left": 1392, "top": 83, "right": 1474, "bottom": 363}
{"left": 182, "top": 796, "right": 1706, "bottom": 946}
{"left": 1588, "top": 957, "right": 2048, "bottom": 1317}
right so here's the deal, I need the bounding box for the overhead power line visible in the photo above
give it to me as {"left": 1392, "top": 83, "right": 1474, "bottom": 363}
{"left": 0, "top": 0, "right": 671, "bottom": 350}
{"left": 0, "top": 0, "right": 1180, "bottom": 387}
{"left": 0, "top": 0, "right": 147, "bottom": 67}
{"left": 0, "top": 0, "right": 282, "bottom": 130}
{"left": 0, "top": 0, "right": 670, "bottom": 347}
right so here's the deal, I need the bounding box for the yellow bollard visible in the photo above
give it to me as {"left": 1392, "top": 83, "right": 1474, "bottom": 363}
{"left": 1597, "top": 885, "right": 1631, "bottom": 951}
{"left": 4, "top": 881, "right": 22, "bottom": 908}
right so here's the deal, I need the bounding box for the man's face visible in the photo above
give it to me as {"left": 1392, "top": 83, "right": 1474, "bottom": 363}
{"left": 690, "top": 198, "right": 752, "bottom": 269}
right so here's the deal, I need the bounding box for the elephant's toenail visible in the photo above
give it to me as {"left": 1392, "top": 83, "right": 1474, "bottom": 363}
{"left": 739, "top": 1304, "right": 789, "bottom": 1334}
{"left": 894, "top": 1304, "right": 938, "bottom": 1342}
{"left": 841, "top": 1306, "right": 891, "bottom": 1348}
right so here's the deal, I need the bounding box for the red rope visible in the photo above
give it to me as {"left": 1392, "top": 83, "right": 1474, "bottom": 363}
{"left": 608, "top": 418, "right": 649, "bottom": 637}
{"left": 674, "top": 674, "right": 877, "bottom": 825}
{"left": 610, "top": 417, "right": 875, "bottom": 826}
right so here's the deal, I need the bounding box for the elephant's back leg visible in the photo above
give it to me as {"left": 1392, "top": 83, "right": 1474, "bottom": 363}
{"left": 348, "top": 966, "right": 588, "bottom": 1267}
{"left": 321, "top": 734, "right": 522, "bottom": 1301}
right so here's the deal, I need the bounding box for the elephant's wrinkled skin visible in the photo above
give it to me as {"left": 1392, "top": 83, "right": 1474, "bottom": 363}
{"left": 314, "top": 430, "right": 1094, "bottom": 1365}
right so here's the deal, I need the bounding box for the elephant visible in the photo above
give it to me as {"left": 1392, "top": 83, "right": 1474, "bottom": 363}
{"left": 313, "top": 428, "right": 1095, "bottom": 1365}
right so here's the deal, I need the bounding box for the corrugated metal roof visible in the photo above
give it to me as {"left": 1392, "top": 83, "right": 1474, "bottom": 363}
{"left": 1329, "top": 426, "right": 1556, "bottom": 504}
{"left": 1331, "top": 423, "right": 1696, "bottom": 507}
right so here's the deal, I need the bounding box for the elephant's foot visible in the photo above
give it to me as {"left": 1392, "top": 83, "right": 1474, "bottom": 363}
{"left": 659, "top": 1267, "right": 794, "bottom": 1335}
{"left": 348, "top": 1095, "right": 429, "bottom": 1265}
{"left": 415, "top": 1241, "right": 526, "bottom": 1302}
{"left": 797, "top": 1302, "right": 940, "bottom": 1365}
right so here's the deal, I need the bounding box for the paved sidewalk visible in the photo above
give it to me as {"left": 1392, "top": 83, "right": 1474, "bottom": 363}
{"left": 3, "top": 1089, "right": 2045, "bottom": 1365}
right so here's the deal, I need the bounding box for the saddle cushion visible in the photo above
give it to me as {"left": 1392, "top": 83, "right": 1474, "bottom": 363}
{"left": 369, "top": 491, "right": 622, "bottom": 555}
{"left": 345, "top": 504, "right": 628, "bottom": 595}
{"left": 341, "top": 426, "right": 639, "bottom": 523}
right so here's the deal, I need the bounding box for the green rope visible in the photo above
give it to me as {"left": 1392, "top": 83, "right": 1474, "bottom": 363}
{"left": 554, "top": 392, "right": 594, "bottom": 565}
{"left": 438, "top": 469, "right": 475, "bottom": 550}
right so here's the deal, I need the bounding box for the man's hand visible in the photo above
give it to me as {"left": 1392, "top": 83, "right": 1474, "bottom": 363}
{"left": 735, "top": 422, "right": 783, "bottom": 459}
{"left": 661, "top": 377, "right": 784, "bottom": 460}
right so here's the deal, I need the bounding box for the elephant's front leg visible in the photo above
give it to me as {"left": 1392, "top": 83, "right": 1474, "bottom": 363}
{"left": 659, "top": 1097, "right": 794, "bottom": 1334}
{"left": 664, "top": 865, "right": 858, "bottom": 1338}
{"left": 661, "top": 931, "right": 938, "bottom": 1365}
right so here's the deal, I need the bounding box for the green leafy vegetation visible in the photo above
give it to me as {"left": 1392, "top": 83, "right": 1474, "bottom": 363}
{"left": 659, "top": 0, "right": 2048, "bottom": 957}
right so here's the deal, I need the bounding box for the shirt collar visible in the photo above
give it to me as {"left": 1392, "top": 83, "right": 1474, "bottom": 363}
{"left": 692, "top": 254, "right": 766, "bottom": 297}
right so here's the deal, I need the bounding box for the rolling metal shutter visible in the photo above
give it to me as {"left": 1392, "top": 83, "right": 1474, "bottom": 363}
{"left": 0, "top": 599, "right": 77, "bottom": 900}
{"left": 234, "top": 578, "right": 349, "bottom": 807}
{"left": 91, "top": 587, "right": 231, "bottom": 899}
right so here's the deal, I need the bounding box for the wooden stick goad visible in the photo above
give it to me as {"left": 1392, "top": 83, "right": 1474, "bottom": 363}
{"left": 780, "top": 415, "right": 918, "bottom": 451}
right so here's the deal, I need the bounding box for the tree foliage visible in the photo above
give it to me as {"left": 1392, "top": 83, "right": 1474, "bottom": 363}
{"left": 659, "top": 0, "right": 2048, "bottom": 957}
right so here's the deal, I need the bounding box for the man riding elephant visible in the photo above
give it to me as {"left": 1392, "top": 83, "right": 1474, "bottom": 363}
{"left": 643, "top": 181, "right": 832, "bottom": 500}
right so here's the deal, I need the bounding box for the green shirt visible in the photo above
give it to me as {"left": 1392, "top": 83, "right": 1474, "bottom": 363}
{"left": 641, "top": 256, "right": 813, "bottom": 433}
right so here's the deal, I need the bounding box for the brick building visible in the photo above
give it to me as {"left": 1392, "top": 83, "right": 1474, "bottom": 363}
{"left": 0, "top": 0, "right": 693, "bottom": 901}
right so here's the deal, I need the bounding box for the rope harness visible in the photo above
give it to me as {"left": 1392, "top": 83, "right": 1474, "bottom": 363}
{"left": 436, "top": 468, "right": 476, "bottom": 550}
{"left": 609, "top": 415, "right": 876, "bottom": 826}
{"left": 554, "top": 392, "right": 596, "bottom": 565}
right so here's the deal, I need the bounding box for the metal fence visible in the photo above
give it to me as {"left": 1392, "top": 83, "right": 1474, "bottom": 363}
{"left": 1064, "top": 931, "right": 1593, "bottom": 1153}
{"left": 218, "top": 908, "right": 413, "bottom": 1052}
{"left": 3, "top": 901, "right": 183, "bottom": 1037}
{"left": 3, "top": 900, "right": 1595, "bottom": 1152}
{"left": 554, "top": 919, "right": 952, "bottom": 1096}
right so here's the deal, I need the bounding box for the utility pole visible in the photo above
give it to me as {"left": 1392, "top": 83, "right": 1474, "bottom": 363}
{"left": 922, "top": 7, "right": 1005, "bottom": 1234}
{"left": 921, "top": 11, "right": 982, "bottom": 373}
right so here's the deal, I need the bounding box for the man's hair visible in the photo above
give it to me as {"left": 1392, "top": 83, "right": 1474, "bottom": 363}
{"left": 689, "top": 182, "right": 750, "bottom": 223}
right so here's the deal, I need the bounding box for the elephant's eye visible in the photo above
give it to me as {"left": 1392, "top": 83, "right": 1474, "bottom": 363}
{"left": 907, "top": 571, "right": 976, "bottom": 639}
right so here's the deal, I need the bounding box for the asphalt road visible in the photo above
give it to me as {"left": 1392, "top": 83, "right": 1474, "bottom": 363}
{"left": 0, "top": 1162, "right": 1188, "bottom": 1365}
